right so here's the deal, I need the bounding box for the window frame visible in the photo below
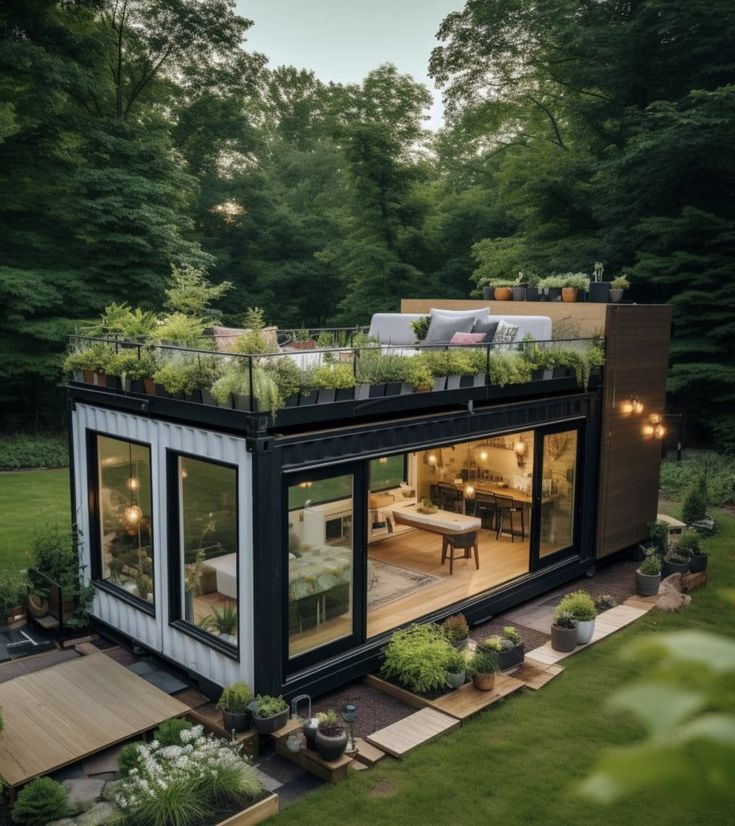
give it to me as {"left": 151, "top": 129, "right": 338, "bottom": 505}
{"left": 368, "top": 453, "right": 408, "bottom": 493}
{"left": 86, "top": 429, "right": 156, "bottom": 616}
{"left": 166, "top": 449, "right": 240, "bottom": 660}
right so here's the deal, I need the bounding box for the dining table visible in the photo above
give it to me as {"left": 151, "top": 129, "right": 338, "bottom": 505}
{"left": 390, "top": 505, "right": 481, "bottom": 535}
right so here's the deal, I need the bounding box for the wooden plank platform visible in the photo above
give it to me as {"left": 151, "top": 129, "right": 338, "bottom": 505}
{"left": 515, "top": 659, "right": 564, "bottom": 690}
{"left": 272, "top": 719, "right": 353, "bottom": 783}
{"left": 353, "top": 737, "right": 386, "bottom": 767}
{"left": 430, "top": 673, "right": 525, "bottom": 720}
{"left": 0, "top": 653, "right": 188, "bottom": 788}
{"left": 366, "top": 708, "right": 459, "bottom": 758}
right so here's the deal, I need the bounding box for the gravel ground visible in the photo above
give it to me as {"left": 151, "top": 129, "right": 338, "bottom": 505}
{"left": 310, "top": 680, "right": 414, "bottom": 738}
{"left": 468, "top": 620, "right": 549, "bottom": 651}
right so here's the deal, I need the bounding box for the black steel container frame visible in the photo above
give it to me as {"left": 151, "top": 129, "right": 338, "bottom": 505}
{"left": 68, "top": 368, "right": 602, "bottom": 699}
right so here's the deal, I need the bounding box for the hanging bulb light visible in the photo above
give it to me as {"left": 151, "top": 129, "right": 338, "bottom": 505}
{"left": 124, "top": 504, "right": 143, "bottom": 524}
{"left": 479, "top": 448, "right": 488, "bottom": 461}
{"left": 181, "top": 466, "right": 189, "bottom": 479}
{"left": 464, "top": 483, "right": 476, "bottom": 499}
{"left": 427, "top": 453, "right": 437, "bottom": 466}
{"left": 514, "top": 436, "right": 527, "bottom": 467}
{"left": 127, "top": 476, "right": 140, "bottom": 491}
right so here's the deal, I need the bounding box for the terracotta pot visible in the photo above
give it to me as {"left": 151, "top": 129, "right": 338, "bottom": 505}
{"left": 494, "top": 287, "right": 513, "bottom": 301}
{"left": 472, "top": 672, "right": 497, "bottom": 691}
{"left": 561, "top": 287, "right": 579, "bottom": 303}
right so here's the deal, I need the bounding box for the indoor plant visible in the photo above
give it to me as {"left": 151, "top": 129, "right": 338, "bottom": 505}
{"left": 636, "top": 549, "right": 662, "bottom": 595}
{"left": 468, "top": 648, "right": 499, "bottom": 691}
{"left": 677, "top": 528, "right": 708, "bottom": 572}
{"left": 558, "top": 589, "right": 597, "bottom": 644}
{"left": 609, "top": 275, "right": 630, "bottom": 302}
{"left": 445, "top": 648, "right": 467, "bottom": 689}
{"left": 314, "top": 710, "right": 348, "bottom": 761}
{"left": 550, "top": 608, "right": 578, "bottom": 652}
{"left": 251, "top": 694, "right": 289, "bottom": 734}
{"left": 217, "top": 681, "right": 254, "bottom": 733}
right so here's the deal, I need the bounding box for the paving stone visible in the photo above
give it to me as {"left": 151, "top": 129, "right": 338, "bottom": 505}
{"left": 277, "top": 773, "right": 324, "bottom": 809}
{"left": 256, "top": 753, "right": 307, "bottom": 785}
{"left": 254, "top": 767, "right": 283, "bottom": 792}
{"left": 75, "top": 802, "right": 119, "bottom": 826}
{"left": 63, "top": 777, "right": 106, "bottom": 814}
{"left": 82, "top": 744, "right": 123, "bottom": 776}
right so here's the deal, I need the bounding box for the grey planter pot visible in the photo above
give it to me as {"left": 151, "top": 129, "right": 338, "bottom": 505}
{"left": 526, "top": 287, "right": 541, "bottom": 301}
{"left": 222, "top": 709, "right": 252, "bottom": 733}
{"left": 511, "top": 286, "right": 526, "bottom": 301}
{"left": 576, "top": 618, "right": 595, "bottom": 645}
{"left": 546, "top": 287, "right": 561, "bottom": 302}
{"left": 316, "top": 389, "right": 336, "bottom": 404}
{"left": 689, "top": 554, "right": 708, "bottom": 573}
{"left": 609, "top": 288, "right": 624, "bottom": 302}
{"left": 589, "top": 282, "right": 610, "bottom": 303}
{"left": 446, "top": 375, "right": 461, "bottom": 390}
{"left": 551, "top": 623, "right": 578, "bottom": 652}
{"left": 635, "top": 570, "right": 661, "bottom": 596}
{"left": 355, "top": 384, "right": 371, "bottom": 400}
{"left": 482, "top": 287, "right": 494, "bottom": 300}
{"left": 253, "top": 708, "right": 289, "bottom": 735}
{"left": 446, "top": 670, "right": 466, "bottom": 690}
{"left": 314, "top": 728, "right": 348, "bottom": 762}
{"left": 432, "top": 376, "right": 448, "bottom": 392}
{"left": 497, "top": 642, "right": 525, "bottom": 672}
{"left": 662, "top": 559, "right": 689, "bottom": 578}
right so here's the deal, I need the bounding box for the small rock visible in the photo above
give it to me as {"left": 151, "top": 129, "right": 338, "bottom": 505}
{"left": 75, "top": 801, "right": 120, "bottom": 826}
{"left": 63, "top": 777, "right": 106, "bottom": 814}
{"left": 656, "top": 574, "right": 692, "bottom": 612}
{"left": 101, "top": 779, "right": 120, "bottom": 802}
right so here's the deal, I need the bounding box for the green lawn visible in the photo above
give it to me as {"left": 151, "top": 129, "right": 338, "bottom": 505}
{"left": 274, "top": 510, "right": 735, "bottom": 826}
{"left": 0, "top": 469, "right": 70, "bottom": 570}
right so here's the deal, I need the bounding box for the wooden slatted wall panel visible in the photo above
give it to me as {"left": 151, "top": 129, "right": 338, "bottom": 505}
{"left": 596, "top": 305, "right": 672, "bottom": 558}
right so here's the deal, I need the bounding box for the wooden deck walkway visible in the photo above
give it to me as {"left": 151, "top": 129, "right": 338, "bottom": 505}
{"left": 0, "top": 653, "right": 188, "bottom": 788}
{"left": 366, "top": 707, "right": 459, "bottom": 758}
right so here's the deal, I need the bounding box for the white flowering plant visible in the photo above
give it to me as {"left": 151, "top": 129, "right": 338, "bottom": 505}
{"left": 116, "top": 724, "right": 263, "bottom": 826}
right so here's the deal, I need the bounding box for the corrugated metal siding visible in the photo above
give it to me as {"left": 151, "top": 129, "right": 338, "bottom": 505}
{"left": 71, "top": 404, "right": 254, "bottom": 688}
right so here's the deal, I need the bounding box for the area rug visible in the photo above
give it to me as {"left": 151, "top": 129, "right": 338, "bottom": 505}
{"left": 367, "top": 559, "right": 440, "bottom": 610}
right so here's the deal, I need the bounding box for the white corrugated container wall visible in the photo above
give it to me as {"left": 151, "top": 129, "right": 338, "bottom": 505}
{"left": 71, "top": 403, "right": 255, "bottom": 689}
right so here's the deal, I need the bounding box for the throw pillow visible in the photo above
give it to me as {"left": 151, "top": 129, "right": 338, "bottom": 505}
{"left": 424, "top": 315, "right": 476, "bottom": 345}
{"left": 472, "top": 318, "right": 499, "bottom": 341}
{"left": 449, "top": 332, "right": 486, "bottom": 345}
{"left": 493, "top": 321, "right": 519, "bottom": 345}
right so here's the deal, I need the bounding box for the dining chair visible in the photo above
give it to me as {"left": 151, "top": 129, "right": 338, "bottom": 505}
{"left": 494, "top": 495, "right": 525, "bottom": 541}
{"left": 441, "top": 530, "right": 479, "bottom": 575}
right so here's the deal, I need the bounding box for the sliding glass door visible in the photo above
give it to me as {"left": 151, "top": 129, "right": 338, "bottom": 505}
{"left": 530, "top": 424, "right": 583, "bottom": 568}
{"left": 285, "top": 463, "right": 365, "bottom": 669}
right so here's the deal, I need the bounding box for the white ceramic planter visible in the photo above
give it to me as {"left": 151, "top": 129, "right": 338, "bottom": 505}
{"left": 576, "top": 618, "right": 595, "bottom": 645}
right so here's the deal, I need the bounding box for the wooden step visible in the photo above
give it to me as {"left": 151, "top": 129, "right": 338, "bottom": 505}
{"left": 353, "top": 737, "right": 386, "bottom": 767}
{"left": 430, "top": 673, "right": 525, "bottom": 719}
{"left": 515, "top": 659, "right": 564, "bottom": 690}
{"left": 366, "top": 708, "right": 459, "bottom": 758}
{"left": 274, "top": 734, "right": 352, "bottom": 783}
{"left": 681, "top": 571, "right": 708, "bottom": 593}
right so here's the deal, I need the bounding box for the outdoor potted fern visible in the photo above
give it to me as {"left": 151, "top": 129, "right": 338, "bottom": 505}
{"left": 468, "top": 648, "right": 499, "bottom": 691}
{"left": 314, "top": 710, "right": 348, "bottom": 761}
{"left": 635, "top": 549, "right": 662, "bottom": 596}
{"left": 609, "top": 275, "right": 630, "bottom": 303}
{"left": 445, "top": 648, "right": 467, "bottom": 690}
{"left": 558, "top": 589, "right": 597, "bottom": 645}
{"left": 251, "top": 694, "right": 289, "bottom": 735}
{"left": 217, "top": 681, "right": 254, "bottom": 733}
{"left": 550, "top": 609, "right": 578, "bottom": 652}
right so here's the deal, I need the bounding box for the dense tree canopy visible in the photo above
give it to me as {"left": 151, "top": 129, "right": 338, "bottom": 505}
{"left": 0, "top": 0, "right": 733, "bottom": 446}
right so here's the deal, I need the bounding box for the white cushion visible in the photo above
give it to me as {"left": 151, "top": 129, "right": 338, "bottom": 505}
{"left": 368, "top": 313, "right": 425, "bottom": 345}
{"left": 430, "top": 307, "right": 489, "bottom": 320}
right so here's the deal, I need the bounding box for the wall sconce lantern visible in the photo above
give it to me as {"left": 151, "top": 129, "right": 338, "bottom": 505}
{"left": 643, "top": 412, "right": 666, "bottom": 439}
{"left": 621, "top": 395, "right": 644, "bottom": 416}
{"left": 377, "top": 456, "right": 389, "bottom": 464}
{"left": 514, "top": 436, "right": 527, "bottom": 467}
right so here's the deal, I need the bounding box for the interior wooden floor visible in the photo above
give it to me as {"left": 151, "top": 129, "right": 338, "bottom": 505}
{"left": 367, "top": 528, "right": 530, "bottom": 637}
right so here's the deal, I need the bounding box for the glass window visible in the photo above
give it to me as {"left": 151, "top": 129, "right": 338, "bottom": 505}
{"left": 96, "top": 435, "right": 154, "bottom": 604}
{"left": 287, "top": 473, "right": 354, "bottom": 659}
{"left": 539, "top": 430, "right": 578, "bottom": 557}
{"left": 178, "top": 457, "right": 238, "bottom": 646}
{"left": 369, "top": 456, "right": 405, "bottom": 492}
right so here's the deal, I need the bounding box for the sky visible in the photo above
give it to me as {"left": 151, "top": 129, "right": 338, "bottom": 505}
{"left": 234, "top": 0, "right": 466, "bottom": 129}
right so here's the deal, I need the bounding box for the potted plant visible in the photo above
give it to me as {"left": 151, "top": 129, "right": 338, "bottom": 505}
{"left": 314, "top": 710, "right": 348, "bottom": 761}
{"left": 442, "top": 613, "right": 469, "bottom": 648}
{"left": 525, "top": 274, "right": 541, "bottom": 301}
{"left": 609, "top": 275, "right": 630, "bottom": 302}
{"left": 445, "top": 649, "right": 467, "bottom": 690}
{"left": 499, "top": 626, "right": 525, "bottom": 670}
{"left": 636, "top": 550, "right": 662, "bottom": 595}
{"left": 550, "top": 609, "right": 578, "bottom": 652}
{"left": 558, "top": 589, "right": 597, "bottom": 645}
{"left": 483, "top": 279, "right": 513, "bottom": 301}
{"left": 468, "top": 648, "right": 499, "bottom": 691}
{"left": 662, "top": 548, "right": 692, "bottom": 578}
{"left": 560, "top": 273, "right": 590, "bottom": 303}
{"left": 594, "top": 594, "right": 617, "bottom": 613}
{"left": 537, "top": 275, "right": 564, "bottom": 302}
{"left": 589, "top": 261, "right": 611, "bottom": 303}
{"left": 217, "top": 681, "right": 254, "bottom": 733}
{"left": 677, "top": 529, "right": 708, "bottom": 572}
{"left": 251, "top": 694, "right": 289, "bottom": 735}
{"left": 0, "top": 570, "right": 29, "bottom": 626}
{"left": 511, "top": 272, "right": 527, "bottom": 301}
{"left": 198, "top": 600, "right": 238, "bottom": 644}
{"left": 306, "top": 363, "right": 356, "bottom": 404}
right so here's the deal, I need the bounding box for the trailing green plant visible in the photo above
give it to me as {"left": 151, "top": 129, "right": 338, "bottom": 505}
{"left": 442, "top": 613, "right": 469, "bottom": 642}
{"left": 316, "top": 709, "right": 344, "bottom": 735}
{"left": 503, "top": 626, "right": 522, "bottom": 645}
{"left": 639, "top": 554, "right": 662, "bottom": 576}
{"left": 164, "top": 264, "right": 233, "bottom": 321}
{"left": 467, "top": 648, "right": 499, "bottom": 675}
{"left": 594, "top": 594, "right": 617, "bottom": 613}
{"left": 676, "top": 528, "right": 705, "bottom": 556}
{"left": 410, "top": 315, "right": 430, "bottom": 342}
{"left": 117, "top": 741, "right": 145, "bottom": 778}
{"left": 210, "top": 363, "right": 282, "bottom": 416}
{"left": 252, "top": 695, "right": 288, "bottom": 718}
{"left": 0, "top": 433, "right": 68, "bottom": 470}
{"left": 11, "top": 777, "right": 69, "bottom": 825}
{"left": 0, "top": 569, "right": 29, "bottom": 618}
{"left": 62, "top": 341, "right": 115, "bottom": 374}
{"left": 217, "top": 682, "right": 254, "bottom": 714}
{"left": 263, "top": 357, "right": 303, "bottom": 401}
{"left": 558, "top": 590, "right": 597, "bottom": 622}
{"left": 306, "top": 363, "right": 356, "bottom": 390}
{"left": 380, "top": 623, "right": 456, "bottom": 696}
{"left": 553, "top": 608, "right": 577, "bottom": 629}
{"left": 155, "top": 718, "right": 193, "bottom": 747}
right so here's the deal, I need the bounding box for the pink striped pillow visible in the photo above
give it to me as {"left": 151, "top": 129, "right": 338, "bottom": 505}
{"left": 449, "top": 332, "right": 486, "bottom": 345}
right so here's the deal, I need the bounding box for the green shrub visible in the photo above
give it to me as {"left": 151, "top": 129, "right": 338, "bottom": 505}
{"left": 217, "top": 682, "right": 254, "bottom": 714}
{"left": 316, "top": 710, "right": 344, "bottom": 735}
{"left": 558, "top": 590, "right": 596, "bottom": 621}
{"left": 252, "top": 695, "right": 288, "bottom": 717}
{"left": 12, "top": 777, "right": 69, "bottom": 825}
{"left": 594, "top": 594, "right": 617, "bottom": 612}
{"left": 553, "top": 609, "right": 577, "bottom": 628}
{"left": 152, "top": 355, "right": 220, "bottom": 395}
{"left": 442, "top": 613, "right": 469, "bottom": 642}
{"left": 488, "top": 350, "right": 533, "bottom": 386}
{"left": 380, "top": 624, "right": 456, "bottom": 695}
{"left": 231, "top": 330, "right": 270, "bottom": 355}
{"left": 211, "top": 364, "right": 282, "bottom": 416}
{"left": 503, "top": 626, "right": 522, "bottom": 645}
{"left": 150, "top": 312, "right": 207, "bottom": 345}
{"left": 264, "top": 357, "right": 303, "bottom": 400}
{"left": 307, "top": 364, "right": 356, "bottom": 390}
{"left": 659, "top": 452, "right": 735, "bottom": 507}
{"left": 0, "top": 433, "right": 68, "bottom": 470}
{"left": 106, "top": 348, "right": 156, "bottom": 381}
{"left": 445, "top": 649, "right": 466, "bottom": 675}
{"left": 410, "top": 316, "right": 430, "bottom": 342}
{"left": 0, "top": 569, "right": 29, "bottom": 617}
{"left": 647, "top": 520, "right": 670, "bottom": 555}
{"left": 154, "top": 718, "right": 193, "bottom": 747}
{"left": 117, "top": 741, "right": 145, "bottom": 777}
{"left": 62, "top": 342, "right": 115, "bottom": 374}
{"left": 676, "top": 528, "right": 704, "bottom": 556}
{"left": 403, "top": 358, "right": 434, "bottom": 390}
{"left": 682, "top": 480, "right": 708, "bottom": 524}
{"left": 639, "top": 555, "right": 662, "bottom": 576}
{"left": 467, "top": 649, "right": 499, "bottom": 675}
{"left": 482, "top": 635, "right": 504, "bottom": 652}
